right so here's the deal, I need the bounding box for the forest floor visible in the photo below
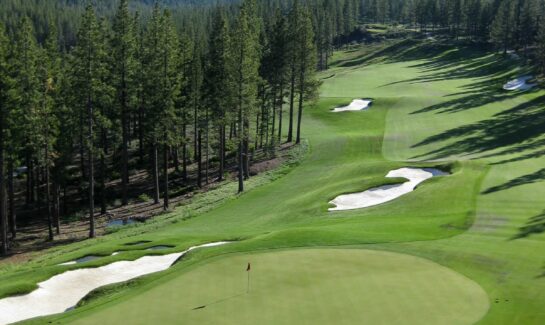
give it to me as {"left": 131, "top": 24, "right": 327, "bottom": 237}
{"left": 1, "top": 39, "right": 544, "bottom": 324}
{"left": 1, "top": 143, "right": 295, "bottom": 265}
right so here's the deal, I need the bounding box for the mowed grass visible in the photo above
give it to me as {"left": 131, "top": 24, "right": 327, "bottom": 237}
{"left": 41, "top": 249, "right": 489, "bottom": 325}
{"left": 3, "top": 40, "right": 544, "bottom": 325}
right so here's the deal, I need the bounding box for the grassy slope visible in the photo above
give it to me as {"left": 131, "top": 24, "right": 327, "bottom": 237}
{"left": 2, "top": 39, "right": 543, "bottom": 324}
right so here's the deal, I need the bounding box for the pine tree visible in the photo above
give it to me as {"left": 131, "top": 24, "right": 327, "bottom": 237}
{"left": 143, "top": 2, "right": 163, "bottom": 204}
{"left": 0, "top": 23, "right": 11, "bottom": 255}
{"left": 286, "top": 0, "right": 300, "bottom": 143}
{"left": 112, "top": 0, "right": 137, "bottom": 207}
{"left": 204, "top": 8, "right": 231, "bottom": 182}
{"left": 490, "top": 0, "right": 511, "bottom": 54}
{"left": 268, "top": 9, "right": 288, "bottom": 144}
{"left": 176, "top": 32, "right": 194, "bottom": 181}
{"left": 37, "top": 24, "right": 61, "bottom": 239}
{"left": 158, "top": 10, "right": 179, "bottom": 210}
{"left": 12, "top": 17, "right": 40, "bottom": 210}
{"left": 230, "top": 0, "right": 260, "bottom": 193}
{"left": 295, "top": 7, "right": 319, "bottom": 145}
{"left": 71, "top": 5, "right": 109, "bottom": 238}
{"left": 536, "top": 11, "right": 545, "bottom": 73}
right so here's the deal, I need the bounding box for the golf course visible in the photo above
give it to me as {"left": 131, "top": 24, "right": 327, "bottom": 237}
{"left": 1, "top": 39, "right": 544, "bottom": 324}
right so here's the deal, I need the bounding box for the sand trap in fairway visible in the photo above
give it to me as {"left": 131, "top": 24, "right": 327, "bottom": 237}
{"left": 329, "top": 168, "right": 448, "bottom": 211}
{"left": 332, "top": 99, "right": 372, "bottom": 112}
{"left": 0, "top": 241, "right": 230, "bottom": 325}
{"left": 503, "top": 75, "right": 536, "bottom": 91}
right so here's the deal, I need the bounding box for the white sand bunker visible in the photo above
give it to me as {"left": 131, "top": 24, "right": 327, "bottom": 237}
{"left": 503, "top": 75, "right": 536, "bottom": 91}
{"left": 0, "top": 241, "right": 230, "bottom": 325}
{"left": 329, "top": 168, "right": 448, "bottom": 211}
{"left": 332, "top": 99, "right": 372, "bottom": 112}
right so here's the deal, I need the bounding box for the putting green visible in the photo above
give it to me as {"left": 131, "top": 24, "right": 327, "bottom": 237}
{"left": 66, "top": 249, "right": 488, "bottom": 325}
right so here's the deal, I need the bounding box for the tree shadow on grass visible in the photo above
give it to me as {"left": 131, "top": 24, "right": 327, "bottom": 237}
{"left": 411, "top": 94, "right": 545, "bottom": 161}
{"left": 512, "top": 211, "right": 545, "bottom": 240}
{"left": 482, "top": 168, "right": 545, "bottom": 195}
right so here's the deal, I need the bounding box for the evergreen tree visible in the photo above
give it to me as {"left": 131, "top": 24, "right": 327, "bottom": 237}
{"left": 295, "top": 7, "right": 319, "bottom": 145}
{"left": 286, "top": 0, "right": 300, "bottom": 143}
{"left": 490, "top": 0, "right": 511, "bottom": 54}
{"left": 143, "top": 2, "right": 163, "bottom": 204}
{"left": 71, "top": 5, "right": 109, "bottom": 238}
{"left": 0, "top": 23, "right": 11, "bottom": 255}
{"left": 37, "top": 24, "right": 61, "bottom": 239}
{"left": 12, "top": 17, "right": 40, "bottom": 211}
{"left": 158, "top": 10, "right": 179, "bottom": 210}
{"left": 204, "top": 8, "right": 231, "bottom": 182}
{"left": 112, "top": 0, "right": 137, "bottom": 207}
{"left": 230, "top": 0, "right": 260, "bottom": 193}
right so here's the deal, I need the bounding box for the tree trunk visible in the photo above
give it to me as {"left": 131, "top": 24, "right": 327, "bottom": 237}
{"left": 44, "top": 139, "right": 54, "bottom": 241}
{"left": 100, "top": 149, "right": 107, "bottom": 215}
{"left": 8, "top": 158, "right": 15, "bottom": 239}
{"left": 138, "top": 96, "right": 145, "bottom": 165}
{"left": 197, "top": 131, "right": 202, "bottom": 188}
{"left": 193, "top": 99, "right": 198, "bottom": 162}
{"left": 271, "top": 85, "right": 277, "bottom": 147}
{"left": 54, "top": 182, "right": 61, "bottom": 235}
{"left": 87, "top": 92, "right": 95, "bottom": 239}
{"left": 243, "top": 118, "right": 250, "bottom": 180}
{"left": 217, "top": 125, "right": 225, "bottom": 181}
{"left": 205, "top": 108, "right": 210, "bottom": 185}
{"left": 296, "top": 70, "right": 306, "bottom": 144}
{"left": 0, "top": 111, "right": 7, "bottom": 256}
{"left": 278, "top": 81, "right": 284, "bottom": 142}
{"left": 182, "top": 124, "right": 188, "bottom": 180}
{"left": 152, "top": 143, "right": 160, "bottom": 204}
{"left": 237, "top": 105, "right": 244, "bottom": 193}
{"left": 173, "top": 147, "right": 180, "bottom": 172}
{"left": 287, "top": 65, "right": 296, "bottom": 142}
{"left": 163, "top": 141, "right": 169, "bottom": 211}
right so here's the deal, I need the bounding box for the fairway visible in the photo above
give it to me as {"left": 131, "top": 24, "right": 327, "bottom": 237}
{"left": 61, "top": 249, "right": 489, "bottom": 325}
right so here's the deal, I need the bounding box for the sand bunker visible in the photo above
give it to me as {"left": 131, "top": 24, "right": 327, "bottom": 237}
{"left": 0, "top": 241, "right": 230, "bottom": 325}
{"left": 503, "top": 76, "right": 536, "bottom": 91}
{"left": 329, "top": 168, "right": 448, "bottom": 211}
{"left": 332, "top": 99, "right": 372, "bottom": 112}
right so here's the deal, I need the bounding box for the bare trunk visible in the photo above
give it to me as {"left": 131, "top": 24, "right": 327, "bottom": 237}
{"left": 278, "top": 81, "right": 284, "bottom": 142}
{"left": 217, "top": 125, "right": 225, "bottom": 181}
{"left": 87, "top": 97, "right": 95, "bottom": 239}
{"left": 45, "top": 157, "right": 53, "bottom": 241}
{"left": 8, "top": 158, "right": 15, "bottom": 239}
{"left": 182, "top": 124, "right": 188, "bottom": 180}
{"left": 287, "top": 65, "right": 296, "bottom": 142}
{"left": 0, "top": 111, "right": 7, "bottom": 255}
{"left": 197, "top": 131, "right": 202, "bottom": 188}
{"left": 152, "top": 143, "right": 160, "bottom": 204}
{"left": 163, "top": 141, "right": 169, "bottom": 211}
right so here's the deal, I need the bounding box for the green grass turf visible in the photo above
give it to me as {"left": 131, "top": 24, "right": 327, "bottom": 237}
{"left": 34, "top": 249, "right": 489, "bottom": 325}
{"left": 3, "top": 40, "right": 545, "bottom": 324}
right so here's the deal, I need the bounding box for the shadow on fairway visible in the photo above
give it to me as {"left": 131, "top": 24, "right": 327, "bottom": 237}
{"left": 482, "top": 169, "right": 545, "bottom": 195}
{"left": 191, "top": 292, "right": 245, "bottom": 311}
{"left": 410, "top": 94, "right": 545, "bottom": 161}
{"left": 512, "top": 210, "right": 545, "bottom": 240}
{"left": 380, "top": 43, "right": 529, "bottom": 116}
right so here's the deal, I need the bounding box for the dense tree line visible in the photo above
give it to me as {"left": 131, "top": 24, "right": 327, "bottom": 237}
{"left": 0, "top": 0, "right": 354, "bottom": 256}
{"left": 360, "top": 0, "right": 545, "bottom": 54}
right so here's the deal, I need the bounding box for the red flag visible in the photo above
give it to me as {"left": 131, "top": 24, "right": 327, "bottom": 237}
{"left": 246, "top": 262, "right": 251, "bottom": 271}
